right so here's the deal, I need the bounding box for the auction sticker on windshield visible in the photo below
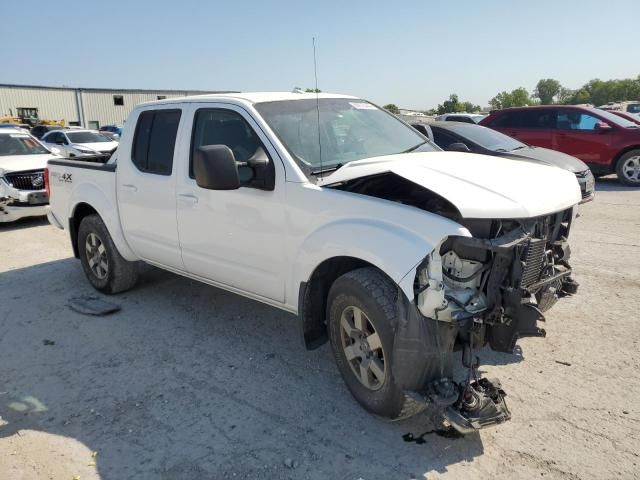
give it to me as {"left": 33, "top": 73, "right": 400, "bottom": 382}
{"left": 349, "top": 102, "right": 378, "bottom": 110}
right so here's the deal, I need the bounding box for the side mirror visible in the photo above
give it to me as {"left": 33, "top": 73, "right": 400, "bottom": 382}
{"left": 447, "top": 142, "right": 471, "bottom": 152}
{"left": 240, "top": 147, "right": 275, "bottom": 191}
{"left": 595, "top": 121, "right": 612, "bottom": 132}
{"left": 194, "top": 145, "right": 240, "bottom": 190}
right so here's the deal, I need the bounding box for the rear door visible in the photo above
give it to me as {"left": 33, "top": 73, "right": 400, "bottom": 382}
{"left": 175, "top": 103, "right": 287, "bottom": 302}
{"left": 116, "top": 107, "right": 185, "bottom": 270}
{"left": 488, "top": 109, "right": 555, "bottom": 148}
{"left": 552, "top": 108, "right": 613, "bottom": 165}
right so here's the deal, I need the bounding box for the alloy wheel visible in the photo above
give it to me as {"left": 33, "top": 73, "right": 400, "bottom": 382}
{"left": 622, "top": 155, "right": 640, "bottom": 183}
{"left": 339, "top": 306, "right": 387, "bottom": 391}
{"left": 85, "top": 232, "right": 109, "bottom": 280}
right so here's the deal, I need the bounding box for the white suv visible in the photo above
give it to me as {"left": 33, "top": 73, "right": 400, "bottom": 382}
{"left": 0, "top": 129, "right": 57, "bottom": 222}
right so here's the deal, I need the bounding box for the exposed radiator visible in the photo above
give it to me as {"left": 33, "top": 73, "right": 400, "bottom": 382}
{"left": 521, "top": 238, "right": 546, "bottom": 288}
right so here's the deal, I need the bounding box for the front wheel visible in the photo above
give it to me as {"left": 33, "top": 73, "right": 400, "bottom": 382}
{"left": 327, "top": 268, "right": 406, "bottom": 418}
{"left": 616, "top": 150, "right": 640, "bottom": 186}
{"left": 77, "top": 214, "right": 139, "bottom": 294}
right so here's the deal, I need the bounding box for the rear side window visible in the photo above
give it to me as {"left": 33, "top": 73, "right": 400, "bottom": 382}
{"left": 432, "top": 129, "right": 460, "bottom": 150}
{"left": 520, "top": 110, "right": 556, "bottom": 129}
{"left": 132, "top": 109, "right": 181, "bottom": 175}
{"left": 446, "top": 116, "right": 475, "bottom": 124}
{"left": 489, "top": 112, "right": 520, "bottom": 128}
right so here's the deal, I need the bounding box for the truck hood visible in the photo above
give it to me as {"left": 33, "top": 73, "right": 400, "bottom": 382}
{"left": 0, "top": 154, "right": 57, "bottom": 173}
{"left": 319, "top": 152, "right": 581, "bottom": 219}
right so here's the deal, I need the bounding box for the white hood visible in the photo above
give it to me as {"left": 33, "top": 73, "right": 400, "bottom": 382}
{"left": 0, "top": 154, "right": 57, "bottom": 174}
{"left": 319, "top": 152, "right": 582, "bottom": 219}
{"left": 75, "top": 141, "right": 118, "bottom": 152}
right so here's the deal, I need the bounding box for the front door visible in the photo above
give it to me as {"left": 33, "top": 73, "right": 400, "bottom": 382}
{"left": 552, "top": 109, "right": 613, "bottom": 165}
{"left": 116, "top": 107, "right": 185, "bottom": 270}
{"left": 176, "top": 104, "right": 287, "bottom": 303}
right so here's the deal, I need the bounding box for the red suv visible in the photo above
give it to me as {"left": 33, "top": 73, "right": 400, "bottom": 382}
{"left": 480, "top": 106, "right": 640, "bottom": 186}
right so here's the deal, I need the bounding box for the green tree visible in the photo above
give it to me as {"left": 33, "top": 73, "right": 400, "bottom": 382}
{"left": 436, "top": 94, "right": 481, "bottom": 114}
{"left": 557, "top": 86, "right": 574, "bottom": 104}
{"left": 489, "top": 87, "right": 532, "bottom": 109}
{"left": 534, "top": 78, "right": 562, "bottom": 104}
{"left": 383, "top": 104, "right": 400, "bottom": 114}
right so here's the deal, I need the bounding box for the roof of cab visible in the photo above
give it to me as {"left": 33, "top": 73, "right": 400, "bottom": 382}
{"left": 137, "top": 91, "right": 358, "bottom": 108}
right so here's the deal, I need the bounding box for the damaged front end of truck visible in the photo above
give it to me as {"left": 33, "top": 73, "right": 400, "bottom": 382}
{"left": 392, "top": 208, "right": 579, "bottom": 433}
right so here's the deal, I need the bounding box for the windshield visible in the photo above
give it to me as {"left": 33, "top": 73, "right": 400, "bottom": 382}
{"left": 627, "top": 104, "right": 640, "bottom": 114}
{"left": 594, "top": 109, "right": 638, "bottom": 128}
{"left": 67, "top": 131, "right": 113, "bottom": 143}
{"left": 0, "top": 133, "right": 49, "bottom": 156}
{"left": 449, "top": 124, "right": 526, "bottom": 152}
{"left": 254, "top": 98, "right": 437, "bottom": 172}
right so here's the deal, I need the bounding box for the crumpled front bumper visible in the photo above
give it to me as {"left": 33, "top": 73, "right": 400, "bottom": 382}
{"left": 0, "top": 182, "right": 49, "bottom": 223}
{"left": 0, "top": 203, "right": 48, "bottom": 222}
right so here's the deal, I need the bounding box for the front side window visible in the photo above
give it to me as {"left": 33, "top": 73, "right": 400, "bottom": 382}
{"left": 67, "top": 131, "right": 112, "bottom": 144}
{"left": 132, "top": 109, "right": 181, "bottom": 175}
{"left": 556, "top": 111, "right": 600, "bottom": 130}
{"left": 254, "top": 98, "right": 436, "bottom": 173}
{"left": 0, "top": 133, "right": 49, "bottom": 156}
{"left": 190, "top": 109, "right": 271, "bottom": 182}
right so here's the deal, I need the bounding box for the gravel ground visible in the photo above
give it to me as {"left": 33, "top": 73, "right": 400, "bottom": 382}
{"left": 0, "top": 177, "right": 639, "bottom": 480}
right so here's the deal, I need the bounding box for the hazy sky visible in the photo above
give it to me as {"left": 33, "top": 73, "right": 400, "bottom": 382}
{"left": 4, "top": 0, "right": 639, "bottom": 110}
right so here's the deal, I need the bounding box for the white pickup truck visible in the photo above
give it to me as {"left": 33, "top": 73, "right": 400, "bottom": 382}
{"left": 46, "top": 92, "right": 582, "bottom": 434}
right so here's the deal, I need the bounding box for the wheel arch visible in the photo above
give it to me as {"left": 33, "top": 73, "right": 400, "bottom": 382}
{"left": 612, "top": 145, "right": 640, "bottom": 172}
{"left": 67, "top": 185, "right": 137, "bottom": 262}
{"left": 298, "top": 256, "right": 402, "bottom": 350}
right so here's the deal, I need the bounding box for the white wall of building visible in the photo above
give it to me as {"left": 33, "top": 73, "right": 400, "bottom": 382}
{"left": 0, "top": 85, "right": 230, "bottom": 128}
{"left": 0, "top": 85, "right": 80, "bottom": 123}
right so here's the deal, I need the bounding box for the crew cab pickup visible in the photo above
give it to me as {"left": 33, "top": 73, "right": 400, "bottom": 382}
{"left": 46, "top": 92, "right": 582, "bottom": 434}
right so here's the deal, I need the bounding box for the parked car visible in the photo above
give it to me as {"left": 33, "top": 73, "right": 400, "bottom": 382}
{"left": 99, "top": 125, "right": 123, "bottom": 140}
{"left": 0, "top": 128, "right": 56, "bottom": 222}
{"left": 480, "top": 106, "right": 640, "bottom": 186}
{"left": 46, "top": 92, "right": 582, "bottom": 435}
{"left": 598, "top": 101, "right": 640, "bottom": 115}
{"left": 435, "top": 113, "right": 486, "bottom": 124}
{"left": 41, "top": 129, "right": 118, "bottom": 162}
{"left": 606, "top": 110, "right": 640, "bottom": 125}
{"left": 30, "top": 124, "right": 64, "bottom": 139}
{"left": 419, "top": 121, "right": 594, "bottom": 203}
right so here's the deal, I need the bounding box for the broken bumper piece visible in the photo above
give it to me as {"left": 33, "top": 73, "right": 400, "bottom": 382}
{"left": 439, "top": 378, "right": 511, "bottom": 434}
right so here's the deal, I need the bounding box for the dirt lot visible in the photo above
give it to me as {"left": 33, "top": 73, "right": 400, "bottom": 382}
{"left": 1, "top": 177, "right": 639, "bottom": 480}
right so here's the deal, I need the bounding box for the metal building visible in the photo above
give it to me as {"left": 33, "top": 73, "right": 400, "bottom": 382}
{"left": 0, "top": 83, "right": 236, "bottom": 129}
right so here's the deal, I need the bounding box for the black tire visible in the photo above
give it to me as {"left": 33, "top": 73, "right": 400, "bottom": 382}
{"left": 77, "top": 214, "right": 139, "bottom": 294}
{"left": 327, "top": 267, "right": 405, "bottom": 418}
{"left": 615, "top": 149, "right": 640, "bottom": 187}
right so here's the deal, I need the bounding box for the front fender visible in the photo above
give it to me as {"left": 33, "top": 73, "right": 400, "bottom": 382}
{"left": 289, "top": 217, "right": 466, "bottom": 306}
{"left": 67, "top": 183, "right": 137, "bottom": 261}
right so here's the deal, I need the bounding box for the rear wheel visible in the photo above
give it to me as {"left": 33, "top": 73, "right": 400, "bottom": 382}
{"left": 616, "top": 150, "right": 640, "bottom": 186}
{"left": 77, "top": 214, "right": 139, "bottom": 294}
{"left": 327, "top": 268, "right": 406, "bottom": 418}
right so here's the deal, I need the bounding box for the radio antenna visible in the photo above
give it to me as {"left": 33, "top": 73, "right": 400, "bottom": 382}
{"left": 313, "top": 37, "right": 323, "bottom": 177}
